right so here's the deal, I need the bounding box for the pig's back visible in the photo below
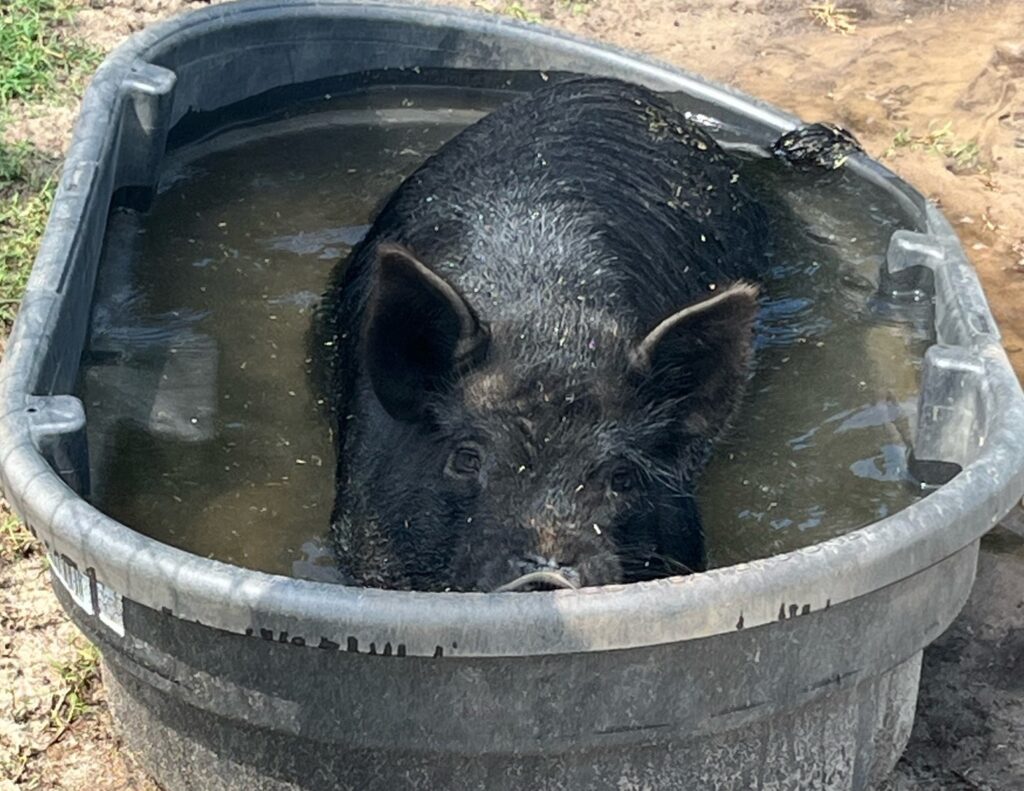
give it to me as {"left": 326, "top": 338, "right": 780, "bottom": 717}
{"left": 340, "top": 76, "right": 768, "bottom": 331}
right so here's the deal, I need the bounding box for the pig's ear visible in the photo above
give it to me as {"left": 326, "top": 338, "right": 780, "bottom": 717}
{"left": 630, "top": 283, "right": 759, "bottom": 431}
{"left": 364, "top": 243, "right": 489, "bottom": 422}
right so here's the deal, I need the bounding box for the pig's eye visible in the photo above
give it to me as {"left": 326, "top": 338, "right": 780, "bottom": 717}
{"left": 610, "top": 465, "right": 640, "bottom": 493}
{"left": 446, "top": 444, "right": 484, "bottom": 479}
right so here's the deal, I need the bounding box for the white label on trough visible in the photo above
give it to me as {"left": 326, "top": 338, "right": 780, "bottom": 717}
{"left": 50, "top": 552, "right": 92, "bottom": 614}
{"left": 94, "top": 577, "right": 125, "bottom": 637}
{"left": 49, "top": 552, "right": 125, "bottom": 636}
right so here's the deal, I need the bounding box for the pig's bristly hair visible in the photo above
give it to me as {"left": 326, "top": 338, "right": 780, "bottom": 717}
{"left": 320, "top": 75, "right": 769, "bottom": 590}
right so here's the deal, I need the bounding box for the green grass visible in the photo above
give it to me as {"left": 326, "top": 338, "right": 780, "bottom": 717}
{"left": 884, "top": 122, "right": 981, "bottom": 171}
{"left": 0, "top": 0, "right": 100, "bottom": 105}
{"left": 4, "top": 633, "right": 102, "bottom": 785}
{"left": 560, "top": 0, "right": 593, "bottom": 16}
{"left": 0, "top": 135, "right": 36, "bottom": 182}
{"left": 473, "top": 1, "right": 542, "bottom": 23}
{"left": 0, "top": 138, "right": 58, "bottom": 327}
{"left": 49, "top": 640, "right": 101, "bottom": 734}
{"left": 0, "top": 0, "right": 98, "bottom": 328}
{"left": 0, "top": 509, "right": 36, "bottom": 560}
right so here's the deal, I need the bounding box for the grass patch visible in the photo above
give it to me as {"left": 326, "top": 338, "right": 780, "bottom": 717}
{"left": 884, "top": 122, "right": 981, "bottom": 171}
{"left": 0, "top": 0, "right": 100, "bottom": 105}
{"left": 49, "top": 640, "right": 101, "bottom": 734}
{"left": 503, "top": 2, "right": 540, "bottom": 22}
{"left": 0, "top": 135, "right": 37, "bottom": 182}
{"left": 0, "top": 0, "right": 92, "bottom": 328}
{"left": 473, "top": 1, "right": 542, "bottom": 24}
{"left": 0, "top": 138, "right": 59, "bottom": 327}
{"left": 808, "top": 2, "right": 857, "bottom": 35}
{"left": 560, "top": 0, "right": 592, "bottom": 16}
{"left": 1, "top": 509, "right": 36, "bottom": 560}
{"left": 6, "top": 639, "right": 101, "bottom": 786}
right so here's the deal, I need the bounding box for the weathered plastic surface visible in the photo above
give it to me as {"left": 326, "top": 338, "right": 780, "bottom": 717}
{"left": 1, "top": 2, "right": 1023, "bottom": 789}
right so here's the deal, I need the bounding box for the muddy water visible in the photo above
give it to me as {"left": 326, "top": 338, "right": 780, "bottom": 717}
{"left": 700, "top": 156, "right": 929, "bottom": 566}
{"left": 79, "top": 81, "right": 927, "bottom": 580}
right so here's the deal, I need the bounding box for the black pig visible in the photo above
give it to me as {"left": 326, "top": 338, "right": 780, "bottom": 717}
{"left": 318, "top": 77, "right": 767, "bottom": 592}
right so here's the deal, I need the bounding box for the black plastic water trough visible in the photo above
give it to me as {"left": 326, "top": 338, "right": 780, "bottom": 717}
{"left": 2, "top": 2, "right": 1024, "bottom": 789}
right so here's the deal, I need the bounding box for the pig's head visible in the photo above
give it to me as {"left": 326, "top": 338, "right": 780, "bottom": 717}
{"left": 332, "top": 243, "right": 759, "bottom": 592}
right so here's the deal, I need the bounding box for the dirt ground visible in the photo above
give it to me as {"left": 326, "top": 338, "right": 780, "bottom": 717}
{"left": 2, "top": 0, "right": 1023, "bottom": 788}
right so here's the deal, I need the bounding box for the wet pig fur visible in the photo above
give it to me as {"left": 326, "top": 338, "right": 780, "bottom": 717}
{"left": 319, "top": 77, "right": 768, "bottom": 592}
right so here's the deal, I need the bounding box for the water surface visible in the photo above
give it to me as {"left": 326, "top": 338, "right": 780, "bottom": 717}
{"left": 79, "top": 79, "right": 928, "bottom": 579}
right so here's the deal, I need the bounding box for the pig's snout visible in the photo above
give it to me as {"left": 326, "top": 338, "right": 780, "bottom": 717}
{"left": 494, "top": 555, "right": 582, "bottom": 593}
